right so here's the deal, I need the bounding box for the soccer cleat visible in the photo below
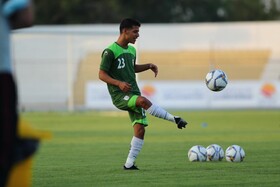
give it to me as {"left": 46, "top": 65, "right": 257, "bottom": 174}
{"left": 175, "top": 117, "right": 188, "bottom": 129}
{"left": 123, "top": 164, "right": 139, "bottom": 170}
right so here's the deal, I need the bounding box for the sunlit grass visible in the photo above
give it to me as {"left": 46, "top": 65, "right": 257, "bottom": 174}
{"left": 22, "top": 110, "right": 280, "bottom": 187}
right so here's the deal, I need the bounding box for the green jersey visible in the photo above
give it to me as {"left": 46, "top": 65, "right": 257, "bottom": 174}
{"left": 100, "top": 42, "right": 141, "bottom": 104}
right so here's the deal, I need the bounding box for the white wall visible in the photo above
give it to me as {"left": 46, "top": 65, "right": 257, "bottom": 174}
{"left": 11, "top": 21, "right": 280, "bottom": 110}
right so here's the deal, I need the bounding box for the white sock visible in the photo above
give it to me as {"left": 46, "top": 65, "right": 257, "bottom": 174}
{"left": 125, "top": 136, "right": 144, "bottom": 168}
{"left": 146, "top": 104, "right": 175, "bottom": 123}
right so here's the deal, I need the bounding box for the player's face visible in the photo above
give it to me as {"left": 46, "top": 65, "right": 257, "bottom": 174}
{"left": 125, "top": 26, "right": 139, "bottom": 44}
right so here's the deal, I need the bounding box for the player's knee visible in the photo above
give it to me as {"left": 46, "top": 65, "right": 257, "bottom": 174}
{"left": 136, "top": 96, "right": 151, "bottom": 109}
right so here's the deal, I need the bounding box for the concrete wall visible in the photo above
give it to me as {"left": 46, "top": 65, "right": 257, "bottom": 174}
{"left": 11, "top": 21, "right": 280, "bottom": 110}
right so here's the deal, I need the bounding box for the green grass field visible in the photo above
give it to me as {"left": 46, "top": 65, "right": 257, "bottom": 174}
{"left": 23, "top": 110, "right": 280, "bottom": 187}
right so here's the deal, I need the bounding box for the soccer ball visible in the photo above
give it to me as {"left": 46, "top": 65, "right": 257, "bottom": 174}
{"left": 225, "top": 145, "right": 245, "bottom": 162}
{"left": 206, "top": 144, "right": 224, "bottom": 161}
{"left": 188, "top": 145, "right": 207, "bottom": 162}
{"left": 205, "top": 69, "right": 228, "bottom": 91}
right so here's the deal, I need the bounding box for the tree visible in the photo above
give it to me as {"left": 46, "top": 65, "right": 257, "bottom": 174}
{"left": 33, "top": 0, "right": 280, "bottom": 24}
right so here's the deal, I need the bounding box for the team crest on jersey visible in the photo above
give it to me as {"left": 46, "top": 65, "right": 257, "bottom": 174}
{"left": 123, "top": 95, "right": 130, "bottom": 101}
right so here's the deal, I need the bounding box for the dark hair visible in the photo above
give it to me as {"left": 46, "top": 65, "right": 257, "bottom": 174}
{"left": 119, "top": 18, "right": 141, "bottom": 33}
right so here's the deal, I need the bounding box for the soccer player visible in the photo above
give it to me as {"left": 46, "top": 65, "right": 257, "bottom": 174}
{"left": 99, "top": 18, "right": 188, "bottom": 170}
{"left": 0, "top": 0, "right": 33, "bottom": 186}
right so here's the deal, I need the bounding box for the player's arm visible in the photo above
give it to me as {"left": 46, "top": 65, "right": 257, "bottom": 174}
{"left": 135, "top": 63, "right": 158, "bottom": 77}
{"left": 99, "top": 70, "right": 131, "bottom": 92}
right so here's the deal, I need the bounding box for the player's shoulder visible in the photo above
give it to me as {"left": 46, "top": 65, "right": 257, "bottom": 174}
{"left": 102, "top": 42, "right": 136, "bottom": 58}
{"left": 127, "top": 44, "right": 136, "bottom": 56}
{"left": 107, "top": 42, "right": 121, "bottom": 52}
{"left": 102, "top": 43, "right": 115, "bottom": 57}
{"left": 101, "top": 49, "right": 113, "bottom": 58}
{"left": 128, "top": 44, "right": 136, "bottom": 51}
{"left": 103, "top": 42, "right": 121, "bottom": 57}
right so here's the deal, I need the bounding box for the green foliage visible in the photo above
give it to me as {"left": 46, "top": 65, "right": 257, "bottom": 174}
{"left": 23, "top": 110, "right": 280, "bottom": 187}
{"left": 33, "top": 0, "right": 280, "bottom": 24}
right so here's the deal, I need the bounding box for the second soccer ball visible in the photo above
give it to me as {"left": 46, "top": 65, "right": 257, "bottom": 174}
{"left": 206, "top": 144, "right": 224, "bottom": 161}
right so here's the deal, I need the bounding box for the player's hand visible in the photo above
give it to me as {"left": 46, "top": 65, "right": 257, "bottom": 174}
{"left": 118, "top": 82, "right": 131, "bottom": 92}
{"left": 149, "top": 63, "right": 158, "bottom": 77}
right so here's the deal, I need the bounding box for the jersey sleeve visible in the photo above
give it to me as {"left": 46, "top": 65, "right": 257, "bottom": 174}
{"left": 100, "top": 49, "right": 114, "bottom": 72}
